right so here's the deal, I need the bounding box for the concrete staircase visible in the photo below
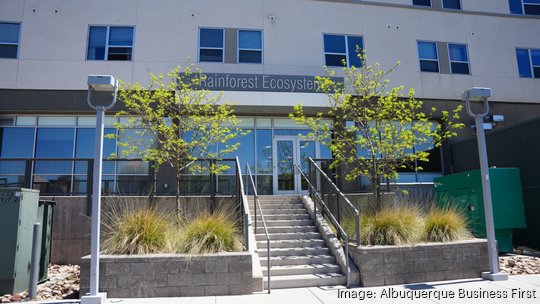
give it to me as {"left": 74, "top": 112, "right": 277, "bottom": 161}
{"left": 249, "top": 195, "right": 346, "bottom": 289}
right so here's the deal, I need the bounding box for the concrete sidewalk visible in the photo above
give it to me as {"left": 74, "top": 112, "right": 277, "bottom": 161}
{"left": 36, "top": 274, "right": 540, "bottom": 304}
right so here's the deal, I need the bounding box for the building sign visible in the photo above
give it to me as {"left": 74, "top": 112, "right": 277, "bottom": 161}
{"left": 198, "top": 73, "right": 343, "bottom": 93}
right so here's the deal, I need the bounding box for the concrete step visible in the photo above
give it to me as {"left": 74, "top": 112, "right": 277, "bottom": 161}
{"left": 250, "top": 204, "right": 305, "bottom": 211}
{"left": 258, "top": 246, "right": 330, "bottom": 257}
{"left": 260, "top": 254, "right": 336, "bottom": 266}
{"left": 248, "top": 195, "right": 302, "bottom": 202}
{"left": 255, "top": 232, "right": 322, "bottom": 241}
{"left": 250, "top": 208, "right": 307, "bottom": 215}
{"left": 264, "top": 273, "right": 347, "bottom": 289}
{"left": 252, "top": 214, "right": 311, "bottom": 221}
{"left": 252, "top": 219, "right": 314, "bottom": 227}
{"left": 262, "top": 263, "right": 341, "bottom": 276}
{"left": 256, "top": 239, "right": 325, "bottom": 249}
{"left": 266, "top": 226, "right": 318, "bottom": 233}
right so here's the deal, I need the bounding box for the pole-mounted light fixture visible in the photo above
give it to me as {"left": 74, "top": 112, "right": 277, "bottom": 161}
{"left": 81, "top": 75, "right": 118, "bottom": 304}
{"left": 462, "top": 87, "right": 508, "bottom": 282}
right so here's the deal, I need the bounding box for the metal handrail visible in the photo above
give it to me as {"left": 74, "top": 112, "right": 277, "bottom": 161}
{"left": 245, "top": 165, "right": 271, "bottom": 293}
{"left": 235, "top": 157, "right": 250, "bottom": 252}
{"left": 308, "top": 158, "right": 360, "bottom": 243}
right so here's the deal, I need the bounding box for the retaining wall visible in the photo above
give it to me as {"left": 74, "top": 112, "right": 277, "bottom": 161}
{"left": 80, "top": 252, "right": 262, "bottom": 297}
{"left": 349, "top": 239, "right": 490, "bottom": 287}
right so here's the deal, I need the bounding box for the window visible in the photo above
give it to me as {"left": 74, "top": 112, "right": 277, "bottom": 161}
{"left": 238, "top": 30, "right": 262, "bottom": 64}
{"left": 442, "top": 0, "right": 461, "bottom": 9}
{"left": 87, "top": 26, "right": 134, "bottom": 61}
{"left": 199, "top": 28, "right": 224, "bottom": 62}
{"left": 413, "top": 0, "right": 431, "bottom": 6}
{"left": 417, "top": 41, "right": 439, "bottom": 72}
{"left": 448, "top": 44, "right": 469, "bottom": 74}
{"left": 323, "top": 34, "right": 364, "bottom": 67}
{"left": 0, "top": 22, "right": 20, "bottom": 59}
{"left": 509, "top": 0, "right": 540, "bottom": 15}
{"left": 516, "top": 48, "right": 540, "bottom": 78}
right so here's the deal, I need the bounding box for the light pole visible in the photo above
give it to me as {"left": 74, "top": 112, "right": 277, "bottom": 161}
{"left": 462, "top": 87, "right": 508, "bottom": 281}
{"left": 81, "top": 75, "right": 118, "bottom": 304}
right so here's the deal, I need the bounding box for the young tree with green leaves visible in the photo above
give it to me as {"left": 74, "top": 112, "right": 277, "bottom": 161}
{"left": 290, "top": 54, "right": 463, "bottom": 207}
{"left": 111, "top": 65, "right": 245, "bottom": 216}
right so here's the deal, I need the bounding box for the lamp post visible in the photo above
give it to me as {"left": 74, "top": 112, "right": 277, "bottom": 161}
{"left": 81, "top": 75, "right": 118, "bottom": 304}
{"left": 462, "top": 87, "right": 508, "bottom": 281}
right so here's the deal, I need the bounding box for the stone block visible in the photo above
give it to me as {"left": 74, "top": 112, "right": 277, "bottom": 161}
{"left": 217, "top": 272, "right": 241, "bottom": 285}
{"left": 361, "top": 275, "right": 385, "bottom": 287}
{"left": 167, "top": 273, "right": 191, "bottom": 286}
{"left": 360, "top": 253, "right": 383, "bottom": 265}
{"left": 425, "top": 271, "right": 446, "bottom": 282}
{"left": 118, "top": 275, "right": 142, "bottom": 288}
{"left": 141, "top": 274, "right": 168, "bottom": 287}
{"left": 444, "top": 270, "right": 464, "bottom": 280}
{"left": 154, "top": 286, "right": 180, "bottom": 297}
{"left": 415, "top": 260, "right": 435, "bottom": 272}
{"left": 106, "top": 288, "right": 130, "bottom": 298}
{"left": 229, "top": 284, "right": 251, "bottom": 295}
{"left": 384, "top": 251, "right": 403, "bottom": 264}
{"left": 433, "top": 259, "right": 454, "bottom": 271}
{"left": 403, "top": 272, "right": 426, "bottom": 284}
{"left": 104, "top": 262, "right": 130, "bottom": 275}
{"left": 130, "top": 262, "right": 154, "bottom": 275}
{"left": 184, "top": 261, "right": 205, "bottom": 273}
{"left": 228, "top": 261, "right": 251, "bottom": 272}
{"left": 192, "top": 273, "right": 217, "bottom": 286}
{"left": 205, "top": 259, "right": 229, "bottom": 273}
{"left": 179, "top": 286, "right": 204, "bottom": 297}
{"left": 100, "top": 275, "right": 118, "bottom": 289}
{"left": 205, "top": 285, "right": 229, "bottom": 296}
{"left": 384, "top": 274, "right": 406, "bottom": 286}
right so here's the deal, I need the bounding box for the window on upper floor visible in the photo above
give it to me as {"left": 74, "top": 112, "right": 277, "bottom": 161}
{"left": 238, "top": 30, "right": 262, "bottom": 64}
{"left": 199, "top": 28, "right": 224, "bottom": 62}
{"left": 323, "top": 34, "right": 364, "bottom": 67}
{"left": 509, "top": 0, "right": 540, "bottom": 15}
{"left": 0, "top": 22, "right": 20, "bottom": 59}
{"left": 516, "top": 48, "right": 540, "bottom": 78}
{"left": 413, "top": 0, "right": 431, "bottom": 6}
{"left": 442, "top": 0, "right": 461, "bottom": 9}
{"left": 448, "top": 44, "right": 469, "bottom": 74}
{"left": 87, "top": 26, "right": 134, "bottom": 61}
{"left": 417, "top": 41, "right": 439, "bottom": 72}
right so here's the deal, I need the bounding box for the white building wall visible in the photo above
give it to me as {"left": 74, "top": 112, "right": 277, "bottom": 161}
{"left": 0, "top": 0, "right": 539, "bottom": 104}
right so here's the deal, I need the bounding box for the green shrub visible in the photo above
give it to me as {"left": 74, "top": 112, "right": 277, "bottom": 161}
{"left": 102, "top": 207, "right": 171, "bottom": 254}
{"left": 361, "top": 205, "right": 423, "bottom": 245}
{"left": 177, "top": 210, "right": 243, "bottom": 254}
{"left": 424, "top": 206, "right": 471, "bottom": 242}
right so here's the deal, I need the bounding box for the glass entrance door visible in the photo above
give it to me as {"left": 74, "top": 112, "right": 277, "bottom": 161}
{"left": 272, "top": 136, "right": 317, "bottom": 194}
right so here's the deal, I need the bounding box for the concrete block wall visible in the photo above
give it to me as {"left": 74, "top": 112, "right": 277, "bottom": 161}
{"left": 80, "top": 252, "right": 261, "bottom": 297}
{"left": 349, "top": 239, "right": 489, "bottom": 287}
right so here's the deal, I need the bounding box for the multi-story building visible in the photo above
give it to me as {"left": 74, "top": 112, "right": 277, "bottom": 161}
{"left": 1, "top": 0, "right": 540, "bottom": 196}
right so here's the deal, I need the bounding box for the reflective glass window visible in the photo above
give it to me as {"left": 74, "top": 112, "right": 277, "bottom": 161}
{"left": 0, "top": 128, "right": 35, "bottom": 158}
{"left": 35, "top": 128, "right": 74, "bottom": 158}
{"left": 323, "top": 34, "right": 363, "bottom": 67}
{"left": 448, "top": 44, "right": 469, "bottom": 75}
{"left": 199, "top": 28, "right": 224, "bottom": 62}
{"left": 417, "top": 41, "right": 439, "bottom": 73}
{"left": 87, "top": 26, "right": 134, "bottom": 61}
{"left": 413, "top": 0, "right": 431, "bottom": 6}
{"left": 256, "top": 129, "right": 272, "bottom": 174}
{"left": 0, "top": 22, "right": 20, "bottom": 59}
{"left": 442, "top": 0, "right": 461, "bottom": 9}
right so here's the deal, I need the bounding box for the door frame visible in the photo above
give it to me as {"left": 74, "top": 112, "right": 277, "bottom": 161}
{"left": 272, "top": 136, "right": 319, "bottom": 194}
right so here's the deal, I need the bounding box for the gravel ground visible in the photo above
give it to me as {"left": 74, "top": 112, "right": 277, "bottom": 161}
{"left": 1, "top": 248, "right": 539, "bottom": 303}
{"left": 1, "top": 264, "right": 79, "bottom": 303}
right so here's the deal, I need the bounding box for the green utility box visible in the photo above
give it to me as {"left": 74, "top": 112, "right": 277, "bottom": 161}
{"left": 434, "top": 168, "right": 526, "bottom": 253}
{"left": 37, "top": 200, "right": 55, "bottom": 283}
{"left": 0, "top": 188, "right": 40, "bottom": 294}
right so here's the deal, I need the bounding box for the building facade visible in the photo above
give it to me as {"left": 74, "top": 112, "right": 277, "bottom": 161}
{"left": 1, "top": 0, "right": 540, "bottom": 196}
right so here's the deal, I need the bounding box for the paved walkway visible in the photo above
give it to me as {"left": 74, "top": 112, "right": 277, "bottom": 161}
{"left": 36, "top": 274, "right": 540, "bottom": 304}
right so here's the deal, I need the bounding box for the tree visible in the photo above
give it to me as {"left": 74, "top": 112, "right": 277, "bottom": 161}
{"left": 290, "top": 54, "right": 463, "bottom": 207}
{"left": 111, "top": 64, "right": 245, "bottom": 216}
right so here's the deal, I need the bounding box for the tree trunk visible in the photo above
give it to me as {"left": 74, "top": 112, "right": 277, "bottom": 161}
{"left": 370, "top": 159, "right": 381, "bottom": 210}
{"left": 175, "top": 165, "right": 181, "bottom": 219}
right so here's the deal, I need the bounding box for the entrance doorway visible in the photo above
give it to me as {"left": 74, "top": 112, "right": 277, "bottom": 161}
{"left": 272, "top": 136, "right": 318, "bottom": 194}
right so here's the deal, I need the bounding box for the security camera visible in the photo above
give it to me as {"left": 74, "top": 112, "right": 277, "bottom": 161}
{"left": 462, "top": 87, "right": 491, "bottom": 102}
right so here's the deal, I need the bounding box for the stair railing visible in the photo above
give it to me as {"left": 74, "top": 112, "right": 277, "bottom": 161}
{"left": 245, "top": 164, "right": 271, "bottom": 293}
{"left": 294, "top": 159, "right": 360, "bottom": 288}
